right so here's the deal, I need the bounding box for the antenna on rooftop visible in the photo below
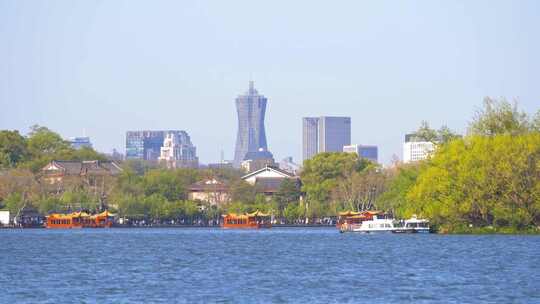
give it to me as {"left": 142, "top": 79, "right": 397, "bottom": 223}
{"left": 249, "top": 73, "right": 255, "bottom": 94}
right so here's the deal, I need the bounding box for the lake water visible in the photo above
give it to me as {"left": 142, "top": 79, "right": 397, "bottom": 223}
{"left": 0, "top": 228, "right": 539, "bottom": 303}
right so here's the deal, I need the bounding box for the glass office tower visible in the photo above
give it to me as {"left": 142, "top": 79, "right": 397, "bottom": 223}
{"left": 233, "top": 81, "right": 269, "bottom": 167}
{"left": 302, "top": 116, "right": 351, "bottom": 161}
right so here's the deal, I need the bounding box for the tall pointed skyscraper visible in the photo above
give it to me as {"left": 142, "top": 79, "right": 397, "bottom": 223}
{"left": 233, "top": 81, "right": 269, "bottom": 167}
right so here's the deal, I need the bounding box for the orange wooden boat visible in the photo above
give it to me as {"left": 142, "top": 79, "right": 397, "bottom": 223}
{"left": 222, "top": 211, "right": 272, "bottom": 229}
{"left": 46, "top": 211, "right": 114, "bottom": 229}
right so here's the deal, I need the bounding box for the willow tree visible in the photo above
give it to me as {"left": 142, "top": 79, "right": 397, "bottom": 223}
{"left": 407, "top": 133, "right": 540, "bottom": 229}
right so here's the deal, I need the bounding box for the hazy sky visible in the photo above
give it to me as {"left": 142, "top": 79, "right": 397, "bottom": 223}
{"left": 1, "top": 1, "right": 539, "bottom": 165}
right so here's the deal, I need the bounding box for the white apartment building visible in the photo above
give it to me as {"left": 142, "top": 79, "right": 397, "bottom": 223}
{"left": 403, "top": 134, "right": 436, "bottom": 163}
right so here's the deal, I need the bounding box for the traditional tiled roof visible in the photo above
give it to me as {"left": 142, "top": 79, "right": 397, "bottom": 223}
{"left": 241, "top": 165, "right": 296, "bottom": 180}
{"left": 189, "top": 179, "right": 229, "bottom": 192}
{"left": 43, "top": 160, "right": 122, "bottom": 176}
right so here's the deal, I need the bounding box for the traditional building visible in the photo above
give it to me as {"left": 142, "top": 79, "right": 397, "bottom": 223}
{"left": 41, "top": 160, "right": 122, "bottom": 184}
{"left": 188, "top": 178, "right": 230, "bottom": 205}
{"left": 241, "top": 166, "right": 299, "bottom": 197}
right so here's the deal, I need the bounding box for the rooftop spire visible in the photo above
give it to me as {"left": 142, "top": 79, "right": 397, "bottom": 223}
{"left": 249, "top": 80, "right": 255, "bottom": 94}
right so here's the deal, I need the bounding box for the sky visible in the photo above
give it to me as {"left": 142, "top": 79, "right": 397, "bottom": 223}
{"left": 1, "top": 0, "right": 539, "bottom": 165}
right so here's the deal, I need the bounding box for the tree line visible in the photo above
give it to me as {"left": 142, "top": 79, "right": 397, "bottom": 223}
{"left": 378, "top": 98, "right": 540, "bottom": 233}
{"left": 1, "top": 98, "right": 539, "bottom": 231}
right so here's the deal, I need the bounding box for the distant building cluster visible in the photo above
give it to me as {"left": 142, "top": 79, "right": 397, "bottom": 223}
{"left": 74, "top": 80, "right": 407, "bottom": 168}
{"left": 125, "top": 130, "right": 198, "bottom": 168}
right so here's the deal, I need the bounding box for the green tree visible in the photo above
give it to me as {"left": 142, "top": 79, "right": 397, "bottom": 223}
{"left": 376, "top": 163, "right": 423, "bottom": 215}
{"left": 229, "top": 180, "right": 257, "bottom": 203}
{"left": 274, "top": 178, "right": 302, "bottom": 210}
{"left": 122, "top": 159, "right": 158, "bottom": 176}
{"left": 437, "top": 125, "right": 461, "bottom": 144}
{"left": 22, "top": 125, "right": 71, "bottom": 172}
{"left": 333, "top": 164, "right": 387, "bottom": 212}
{"left": 0, "top": 130, "right": 29, "bottom": 168}
{"left": 532, "top": 110, "right": 540, "bottom": 132}
{"left": 414, "top": 120, "right": 439, "bottom": 142}
{"left": 406, "top": 133, "right": 540, "bottom": 230}
{"left": 283, "top": 202, "right": 305, "bottom": 223}
{"left": 60, "top": 189, "right": 100, "bottom": 212}
{"left": 26, "top": 125, "right": 71, "bottom": 156}
{"left": 57, "top": 146, "right": 107, "bottom": 162}
{"left": 5, "top": 192, "right": 25, "bottom": 216}
{"left": 37, "top": 196, "right": 64, "bottom": 214}
{"left": 0, "top": 169, "right": 39, "bottom": 206}
{"left": 301, "top": 152, "right": 361, "bottom": 203}
{"left": 468, "top": 97, "right": 531, "bottom": 136}
{"left": 141, "top": 169, "right": 199, "bottom": 201}
{"left": 410, "top": 121, "right": 460, "bottom": 144}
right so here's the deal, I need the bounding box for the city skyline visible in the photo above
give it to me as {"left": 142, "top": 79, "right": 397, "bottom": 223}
{"left": 1, "top": 1, "right": 540, "bottom": 165}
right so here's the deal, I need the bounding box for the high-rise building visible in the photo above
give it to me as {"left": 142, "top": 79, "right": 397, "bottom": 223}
{"left": 158, "top": 132, "right": 199, "bottom": 168}
{"left": 343, "top": 144, "right": 378, "bottom": 163}
{"left": 69, "top": 137, "right": 92, "bottom": 150}
{"left": 126, "top": 130, "right": 197, "bottom": 162}
{"left": 233, "top": 81, "right": 269, "bottom": 167}
{"left": 403, "top": 134, "right": 435, "bottom": 163}
{"left": 302, "top": 116, "right": 351, "bottom": 161}
{"left": 302, "top": 117, "right": 319, "bottom": 161}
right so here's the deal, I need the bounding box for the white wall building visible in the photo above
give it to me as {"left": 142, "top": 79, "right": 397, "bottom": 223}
{"left": 403, "top": 134, "right": 436, "bottom": 163}
{"left": 159, "top": 132, "right": 198, "bottom": 169}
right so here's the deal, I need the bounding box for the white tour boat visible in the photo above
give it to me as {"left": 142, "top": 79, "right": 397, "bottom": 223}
{"left": 403, "top": 215, "right": 430, "bottom": 233}
{"left": 393, "top": 215, "right": 431, "bottom": 233}
{"left": 341, "top": 213, "right": 398, "bottom": 233}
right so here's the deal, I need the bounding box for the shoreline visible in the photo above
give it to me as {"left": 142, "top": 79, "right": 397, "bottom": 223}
{"left": 2, "top": 225, "right": 540, "bottom": 234}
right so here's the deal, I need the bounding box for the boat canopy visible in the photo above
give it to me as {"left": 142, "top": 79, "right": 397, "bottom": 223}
{"left": 246, "top": 211, "right": 269, "bottom": 217}
{"left": 339, "top": 210, "right": 382, "bottom": 217}
{"left": 338, "top": 211, "right": 362, "bottom": 216}
{"left": 47, "top": 210, "right": 114, "bottom": 219}
{"left": 222, "top": 211, "right": 270, "bottom": 218}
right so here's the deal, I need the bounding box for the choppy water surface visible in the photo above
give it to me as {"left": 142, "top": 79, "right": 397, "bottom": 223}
{"left": 0, "top": 228, "right": 539, "bottom": 303}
